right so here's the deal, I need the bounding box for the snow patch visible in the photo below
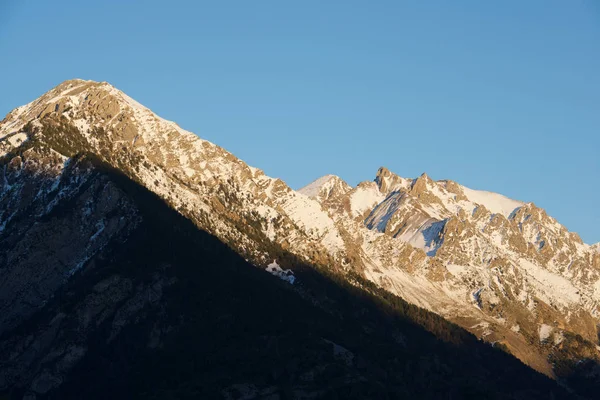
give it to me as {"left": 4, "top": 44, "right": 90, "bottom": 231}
{"left": 348, "top": 183, "right": 386, "bottom": 217}
{"left": 461, "top": 186, "right": 523, "bottom": 218}
{"left": 446, "top": 264, "right": 468, "bottom": 276}
{"left": 554, "top": 330, "right": 564, "bottom": 345}
{"left": 539, "top": 324, "right": 553, "bottom": 342}
{"left": 6, "top": 132, "right": 27, "bottom": 147}
{"left": 519, "top": 259, "right": 580, "bottom": 308}
{"left": 398, "top": 219, "right": 445, "bottom": 256}
{"left": 265, "top": 260, "right": 295, "bottom": 284}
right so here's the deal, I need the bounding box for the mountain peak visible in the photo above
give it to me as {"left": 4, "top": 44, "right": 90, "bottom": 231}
{"left": 44, "top": 79, "right": 112, "bottom": 101}
{"left": 56, "top": 78, "right": 99, "bottom": 87}
{"left": 410, "top": 172, "right": 433, "bottom": 194}
{"left": 0, "top": 78, "right": 191, "bottom": 158}
{"left": 375, "top": 166, "right": 390, "bottom": 178}
{"left": 374, "top": 166, "right": 412, "bottom": 193}
{"left": 298, "top": 174, "right": 350, "bottom": 201}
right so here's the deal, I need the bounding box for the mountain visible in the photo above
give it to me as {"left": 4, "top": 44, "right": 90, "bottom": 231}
{"left": 0, "top": 79, "right": 597, "bottom": 398}
{"left": 300, "top": 167, "right": 600, "bottom": 377}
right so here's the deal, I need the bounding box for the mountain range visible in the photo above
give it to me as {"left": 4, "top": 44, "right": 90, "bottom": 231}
{"left": 1, "top": 79, "right": 598, "bottom": 399}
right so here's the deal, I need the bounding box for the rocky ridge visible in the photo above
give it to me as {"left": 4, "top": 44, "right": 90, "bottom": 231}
{"left": 300, "top": 167, "right": 600, "bottom": 376}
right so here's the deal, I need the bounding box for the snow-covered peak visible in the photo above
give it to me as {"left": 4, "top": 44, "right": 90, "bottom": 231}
{"left": 298, "top": 174, "right": 351, "bottom": 202}
{"left": 299, "top": 175, "right": 339, "bottom": 197}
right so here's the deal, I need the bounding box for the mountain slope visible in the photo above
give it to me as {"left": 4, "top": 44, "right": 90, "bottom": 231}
{"left": 1, "top": 79, "right": 599, "bottom": 396}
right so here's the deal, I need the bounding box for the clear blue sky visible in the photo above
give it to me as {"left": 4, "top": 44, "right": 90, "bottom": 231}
{"left": 1, "top": 1, "right": 598, "bottom": 243}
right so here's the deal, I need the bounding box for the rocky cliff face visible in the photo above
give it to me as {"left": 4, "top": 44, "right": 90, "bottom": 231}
{"left": 1, "top": 79, "right": 598, "bottom": 397}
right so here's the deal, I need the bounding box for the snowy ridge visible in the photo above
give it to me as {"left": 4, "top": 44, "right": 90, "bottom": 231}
{"left": 461, "top": 186, "right": 523, "bottom": 217}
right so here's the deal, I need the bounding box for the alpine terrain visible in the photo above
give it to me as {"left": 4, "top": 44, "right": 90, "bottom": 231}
{"left": 0, "top": 79, "right": 598, "bottom": 399}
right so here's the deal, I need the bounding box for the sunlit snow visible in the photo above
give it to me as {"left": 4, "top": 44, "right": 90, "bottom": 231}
{"left": 265, "top": 260, "right": 295, "bottom": 284}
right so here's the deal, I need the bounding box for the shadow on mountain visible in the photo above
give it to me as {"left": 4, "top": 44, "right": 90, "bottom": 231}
{"left": 0, "top": 155, "right": 596, "bottom": 399}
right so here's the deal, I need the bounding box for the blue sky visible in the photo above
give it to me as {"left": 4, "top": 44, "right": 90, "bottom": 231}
{"left": 1, "top": 1, "right": 598, "bottom": 243}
